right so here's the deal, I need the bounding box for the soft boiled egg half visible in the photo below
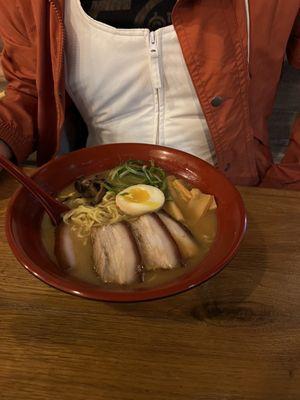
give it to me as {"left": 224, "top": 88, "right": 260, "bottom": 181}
{"left": 116, "top": 184, "right": 165, "bottom": 216}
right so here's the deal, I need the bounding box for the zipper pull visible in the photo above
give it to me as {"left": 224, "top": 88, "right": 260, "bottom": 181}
{"left": 149, "top": 31, "right": 158, "bottom": 58}
{"left": 149, "top": 31, "right": 161, "bottom": 89}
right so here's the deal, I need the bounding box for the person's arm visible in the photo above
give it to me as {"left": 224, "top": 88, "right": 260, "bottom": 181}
{"left": 0, "top": 1, "right": 37, "bottom": 165}
{"left": 261, "top": 9, "right": 300, "bottom": 189}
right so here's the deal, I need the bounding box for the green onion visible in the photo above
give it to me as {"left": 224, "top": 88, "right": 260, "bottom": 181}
{"left": 105, "top": 159, "right": 167, "bottom": 195}
{"left": 119, "top": 170, "right": 130, "bottom": 179}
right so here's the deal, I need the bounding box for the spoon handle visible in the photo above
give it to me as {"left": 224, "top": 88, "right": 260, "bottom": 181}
{"left": 0, "top": 156, "right": 69, "bottom": 225}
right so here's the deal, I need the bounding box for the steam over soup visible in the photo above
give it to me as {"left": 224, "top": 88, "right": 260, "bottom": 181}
{"left": 41, "top": 160, "right": 217, "bottom": 288}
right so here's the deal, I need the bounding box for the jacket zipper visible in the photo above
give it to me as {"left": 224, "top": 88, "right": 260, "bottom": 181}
{"left": 48, "top": 0, "right": 65, "bottom": 154}
{"left": 149, "top": 31, "right": 162, "bottom": 145}
{"left": 245, "top": 0, "right": 251, "bottom": 80}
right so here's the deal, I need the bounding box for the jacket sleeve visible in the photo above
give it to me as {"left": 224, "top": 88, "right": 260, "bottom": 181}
{"left": 0, "top": 1, "right": 37, "bottom": 163}
{"left": 287, "top": 9, "right": 300, "bottom": 68}
{"left": 261, "top": 8, "right": 300, "bottom": 190}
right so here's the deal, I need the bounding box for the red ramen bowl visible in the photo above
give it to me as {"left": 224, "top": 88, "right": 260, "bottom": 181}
{"left": 6, "top": 143, "right": 246, "bottom": 302}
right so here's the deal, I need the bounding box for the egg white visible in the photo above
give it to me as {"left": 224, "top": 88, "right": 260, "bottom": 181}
{"left": 116, "top": 184, "right": 165, "bottom": 216}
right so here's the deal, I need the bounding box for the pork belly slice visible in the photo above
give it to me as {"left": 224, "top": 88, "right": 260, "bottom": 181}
{"left": 55, "top": 223, "right": 93, "bottom": 270}
{"left": 55, "top": 223, "right": 77, "bottom": 269}
{"left": 157, "top": 211, "right": 200, "bottom": 260}
{"left": 129, "top": 214, "right": 181, "bottom": 271}
{"left": 91, "top": 222, "right": 142, "bottom": 285}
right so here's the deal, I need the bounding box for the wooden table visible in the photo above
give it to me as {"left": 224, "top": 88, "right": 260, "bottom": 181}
{"left": 1, "top": 168, "right": 300, "bottom": 400}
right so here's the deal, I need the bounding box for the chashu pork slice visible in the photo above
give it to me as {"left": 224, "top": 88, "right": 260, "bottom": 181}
{"left": 91, "top": 222, "right": 142, "bottom": 285}
{"left": 129, "top": 213, "right": 181, "bottom": 271}
{"left": 55, "top": 222, "right": 93, "bottom": 270}
{"left": 157, "top": 211, "right": 200, "bottom": 260}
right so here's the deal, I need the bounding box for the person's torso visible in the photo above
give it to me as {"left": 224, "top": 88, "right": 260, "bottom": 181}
{"left": 64, "top": 0, "right": 216, "bottom": 164}
{"left": 10, "top": 0, "right": 298, "bottom": 184}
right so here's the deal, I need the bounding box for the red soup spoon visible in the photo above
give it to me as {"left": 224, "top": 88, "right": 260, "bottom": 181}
{"left": 0, "top": 156, "right": 69, "bottom": 226}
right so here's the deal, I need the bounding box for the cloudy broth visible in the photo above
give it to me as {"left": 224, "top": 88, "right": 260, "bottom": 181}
{"left": 41, "top": 179, "right": 217, "bottom": 289}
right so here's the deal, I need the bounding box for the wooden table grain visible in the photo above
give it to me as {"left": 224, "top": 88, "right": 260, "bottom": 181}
{"left": 1, "top": 168, "right": 300, "bottom": 400}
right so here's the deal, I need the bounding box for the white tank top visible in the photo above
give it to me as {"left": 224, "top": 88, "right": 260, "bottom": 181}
{"left": 64, "top": 0, "right": 216, "bottom": 164}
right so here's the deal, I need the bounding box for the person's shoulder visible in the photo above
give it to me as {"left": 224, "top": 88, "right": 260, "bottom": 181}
{"left": 0, "top": 0, "right": 39, "bottom": 17}
{"left": 0, "top": 1, "right": 25, "bottom": 14}
{"left": 0, "top": 0, "right": 31, "bottom": 10}
{"left": 0, "top": 0, "right": 39, "bottom": 39}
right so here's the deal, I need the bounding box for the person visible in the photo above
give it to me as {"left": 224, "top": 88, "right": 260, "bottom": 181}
{"left": 0, "top": 0, "right": 299, "bottom": 188}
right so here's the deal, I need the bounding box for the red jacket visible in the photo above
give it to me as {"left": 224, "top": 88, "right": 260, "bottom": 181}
{"left": 0, "top": 0, "right": 299, "bottom": 188}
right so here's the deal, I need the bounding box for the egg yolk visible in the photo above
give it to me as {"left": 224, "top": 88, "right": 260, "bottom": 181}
{"left": 124, "top": 188, "right": 150, "bottom": 203}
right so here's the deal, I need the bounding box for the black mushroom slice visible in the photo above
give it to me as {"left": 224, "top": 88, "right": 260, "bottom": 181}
{"left": 91, "top": 222, "right": 143, "bottom": 285}
{"left": 129, "top": 214, "right": 181, "bottom": 271}
{"left": 74, "top": 175, "right": 106, "bottom": 204}
{"left": 157, "top": 211, "right": 200, "bottom": 260}
{"left": 74, "top": 176, "right": 97, "bottom": 197}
